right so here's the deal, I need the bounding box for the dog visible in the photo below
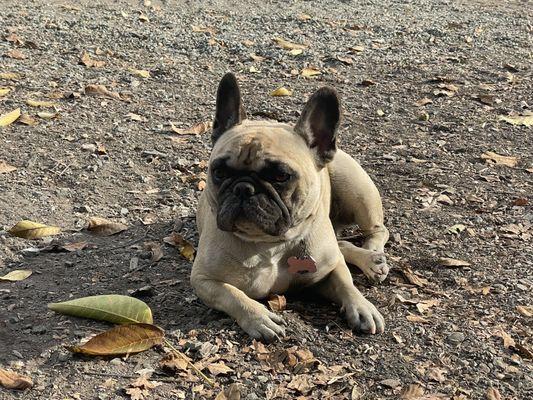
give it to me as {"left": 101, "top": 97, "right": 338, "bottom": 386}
{"left": 190, "top": 73, "right": 389, "bottom": 341}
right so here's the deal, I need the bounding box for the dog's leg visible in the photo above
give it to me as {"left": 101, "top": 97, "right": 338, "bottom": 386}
{"left": 338, "top": 240, "right": 388, "bottom": 283}
{"left": 330, "top": 151, "right": 390, "bottom": 282}
{"left": 316, "top": 259, "right": 385, "bottom": 334}
{"left": 191, "top": 275, "right": 286, "bottom": 341}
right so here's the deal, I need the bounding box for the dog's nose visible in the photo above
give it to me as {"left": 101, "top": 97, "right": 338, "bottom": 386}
{"left": 233, "top": 182, "right": 255, "bottom": 198}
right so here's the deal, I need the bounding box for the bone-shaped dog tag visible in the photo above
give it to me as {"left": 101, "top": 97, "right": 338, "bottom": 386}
{"left": 287, "top": 256, "right": 317, "bottom": 275}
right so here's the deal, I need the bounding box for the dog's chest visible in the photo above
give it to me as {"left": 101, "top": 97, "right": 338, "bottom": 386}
{"left": 240, "top": 250, "right": 289, "bottom": 298}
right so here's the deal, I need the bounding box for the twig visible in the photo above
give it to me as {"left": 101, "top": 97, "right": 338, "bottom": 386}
{"left": 163, "top": 338, "right": 215, "bottom": 387}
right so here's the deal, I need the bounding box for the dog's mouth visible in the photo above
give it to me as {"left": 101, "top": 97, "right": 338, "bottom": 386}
{"left": 216, "top": 175, "right": 292, "bottom": 237}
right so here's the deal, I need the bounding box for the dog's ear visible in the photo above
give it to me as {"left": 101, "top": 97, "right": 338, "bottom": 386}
{"left": 295, "top": 87, "right": 341, "bottom": 166}
{"left": 212, "top": 73, "right": 247, "bottom": 144}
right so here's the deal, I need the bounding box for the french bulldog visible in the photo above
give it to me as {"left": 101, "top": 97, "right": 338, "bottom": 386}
{"left": 190, "top": 73, "right": 389, "bottom": 341}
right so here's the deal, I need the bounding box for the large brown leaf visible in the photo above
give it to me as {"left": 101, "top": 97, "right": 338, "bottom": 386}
{"left": 87, "top": 217, "right": 128, "bottom": 236}
{"left": 0, "top": 369, "right": 33, "bottom": 390}
{"left": 69, "top": 323, "right": 164, "bottom": 356}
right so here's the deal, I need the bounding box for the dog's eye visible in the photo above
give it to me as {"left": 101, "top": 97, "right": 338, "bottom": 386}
{"left": 213, "top": 168, "right": 227, "bottom": 180}
{"left": 273, "top": 172, "right": 290, "bottom": 183}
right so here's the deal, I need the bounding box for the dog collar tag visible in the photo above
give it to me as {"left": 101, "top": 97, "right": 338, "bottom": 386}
{"left": 287, "top": 256, "right": 317, "bottom": 275}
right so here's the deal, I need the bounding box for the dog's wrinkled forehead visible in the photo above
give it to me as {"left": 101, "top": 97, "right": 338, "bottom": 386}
{"left": 213, "top": 122, "right": 305, "bottom": 170}
{"left": 234, "top": 135, "right": 266, "bottom": 167}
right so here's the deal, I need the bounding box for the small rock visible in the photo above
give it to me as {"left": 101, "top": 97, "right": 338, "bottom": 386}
{"left": 77, "top": 205, "right": 92, "bottom": 213}
{"left": 447, "top": 332, "right": 465, "bottom": 343}
{"left": 129, "top": 256, "right": 139, "bottom": 271}
{"left": 128, "top": 285, "right": 154, "bottom": 298}
{"left": 379, "top": 378, "right": 401, "bottom": 388}
{"left": 12, "top": 350, "right": 23, "bottom": 359}
{"left": 81, "top": 143, "right": 97, "bottom": 152}
{"left": 110, "top": 358, "right": 124, "bottom": 366}
{"left": 418, "top": 112, "right": 430, "bottom": 121}
{"left": 392, "top": 232, "right": 402, "bottom": 243}
{"left": 120, "top": 207, "right": 129, "bottom": 215}
{"left": 32, "top": 325, "right": 47, "bottom": 334}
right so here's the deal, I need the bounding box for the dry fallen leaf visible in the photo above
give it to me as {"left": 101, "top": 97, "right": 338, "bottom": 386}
{"left": 0, "top": 108, "right": 21, "bottom": 127}
{"left": 0, "top": 160, "right": 17, "bottom": 174}
{"left": 80, "top": 51, "right": 106, "bottom": 68}
{"left": 26, "top": 99, "right": 57, "bottom": 108}
{"left": 516, "top": 305, "right": 532, "bottom": 317}
{"left": 287, "top": 374, "right": 312, "bottom": 393}
{"left": 125, "top": 374, "right": 162, "bottom": 400}
{"left": 512, "top": 198, "right": 528, "bottom": 206}
{"left": 37, "top": 111, "right": 57, "bottom": 119}
{"left": 481, "top": 151, "right": 518, "bottom": 167}
{"left": 129, "top": 68, "right": 151, "bottom": 78}
{"left": 160, "top": 352, "right": 191, "bottom": 372}
{"left": 486, "top": 387, "right": 502, "bottom": 400}
{"left": 8, "top": 220, "right": 61, "bottom": 239}
{"left": 6, "top": 49, "right": 26, "bottom": 59}
{"left": 267, "top": 294, "right": 287, "bottom": 311}
{"left": 415, "top": 97, "right": 433, "bottom": 106}
{"left": 87, "top": 217, "right": 128, "bottom": 236}
{"left": 0, "top": 87, "right": 10, "bottom": 97}
{"left": 197, "top": 180, "right": 206, "bottom": 191}
{"left": 495, "top": 327, "right": 515, "bottom": 349}
{"left": 163, "top": 232, "right": 195, "bottom": 262}
{"left": 0, "top": 270, "right": 32, "bottom": 282}
{"left": 427, "top": 368, "right": 447, "bottom": 383}
{"left": 127, "top": 112, "right": 143, "bottom": 121}
{"left": 6, "top": 33, "right": 25, "bottom": 46}
{"left": 400, "top": 267, "right": 428, "bottom": 287}
{"left": 416, "top": 299, "right": 439, "bottom": 314}
{"left": 301, "top": 67, "right": 321, "bottom": 77}
{"left": 271, "top": 87, "right": 292, "bottom": 97}
{"left": 70, "top": 323, "right": 164, "bottom": 356}
{"left": 85, "top": 84, "right": 123, "bottom": 101}
{"left": 207, "top": 361, "right": 234, "bottom": 376}
{"left": 406, "top": 314, "right": 430, "bottom": 324}
{"left": 0, "top": 72, "right": 20, "bottom": 80}
{"left": 170, "top": 121, "right": 210, "bottom": 135}
{"left": 499, "top": 114, "right": 533, "bottom": 127}
{"left": 273, "top": 37, "right": 306, "bottom": 50}
{"left": 18, "top": 113, "right": 38, "bottom": 126}
{"left": 0, "top": 369, "right": 33, "bottom": 390}
{"left": 438, "top": 257, "right": 471, "bottom": 267}
{"left": 61, "top": 241, "right": 89, "bottom": 252}
{"left": 400, "top": 383, "right": 425, "bottom": 399}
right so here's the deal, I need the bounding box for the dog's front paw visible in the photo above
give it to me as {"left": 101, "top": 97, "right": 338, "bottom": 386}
{"left": 342, "top": 297, "right": 385, "bottom": 334}
{"left": 362, "top": 251, "right": 389, "bottom": 284}
{"left": 237, "top": 306, "right": 286, "bottom": 342}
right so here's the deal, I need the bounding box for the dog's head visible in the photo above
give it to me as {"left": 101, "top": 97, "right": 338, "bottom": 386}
{"left": 205, "top": 73, "right": 341, "bottom": 241}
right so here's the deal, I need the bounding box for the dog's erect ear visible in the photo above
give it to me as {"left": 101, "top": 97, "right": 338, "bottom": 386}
{"left": 295, "top": 87, "right": 341, "bottom": 166}
{"left": 212, "top": 73, "right": 247, "bottom": 144}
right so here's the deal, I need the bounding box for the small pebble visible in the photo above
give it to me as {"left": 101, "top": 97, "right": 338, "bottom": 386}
{"left": 447, "top": 332, "right": 465, "bottom": 343}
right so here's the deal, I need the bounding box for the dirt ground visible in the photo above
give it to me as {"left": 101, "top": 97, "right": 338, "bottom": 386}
{"left": 0, "top": 0, "right": 531, "bottom": 399}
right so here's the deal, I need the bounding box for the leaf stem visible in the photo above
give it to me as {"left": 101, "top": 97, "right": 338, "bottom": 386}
{"left": 163, "top": 338, "right": 215, "bottom": 387}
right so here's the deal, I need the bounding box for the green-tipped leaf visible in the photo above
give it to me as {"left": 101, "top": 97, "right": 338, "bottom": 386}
{"left": 48, "top": 294, "right": 153, "bottom": 324}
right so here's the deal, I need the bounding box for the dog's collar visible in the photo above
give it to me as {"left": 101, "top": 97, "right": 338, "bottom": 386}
{"left": 287, "top": 239, "right": 317, "bottom": 274}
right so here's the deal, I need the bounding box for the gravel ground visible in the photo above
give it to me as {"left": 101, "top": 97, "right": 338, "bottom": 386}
{"left": 0, "top": 0, "right": 532, "bottom": 399}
